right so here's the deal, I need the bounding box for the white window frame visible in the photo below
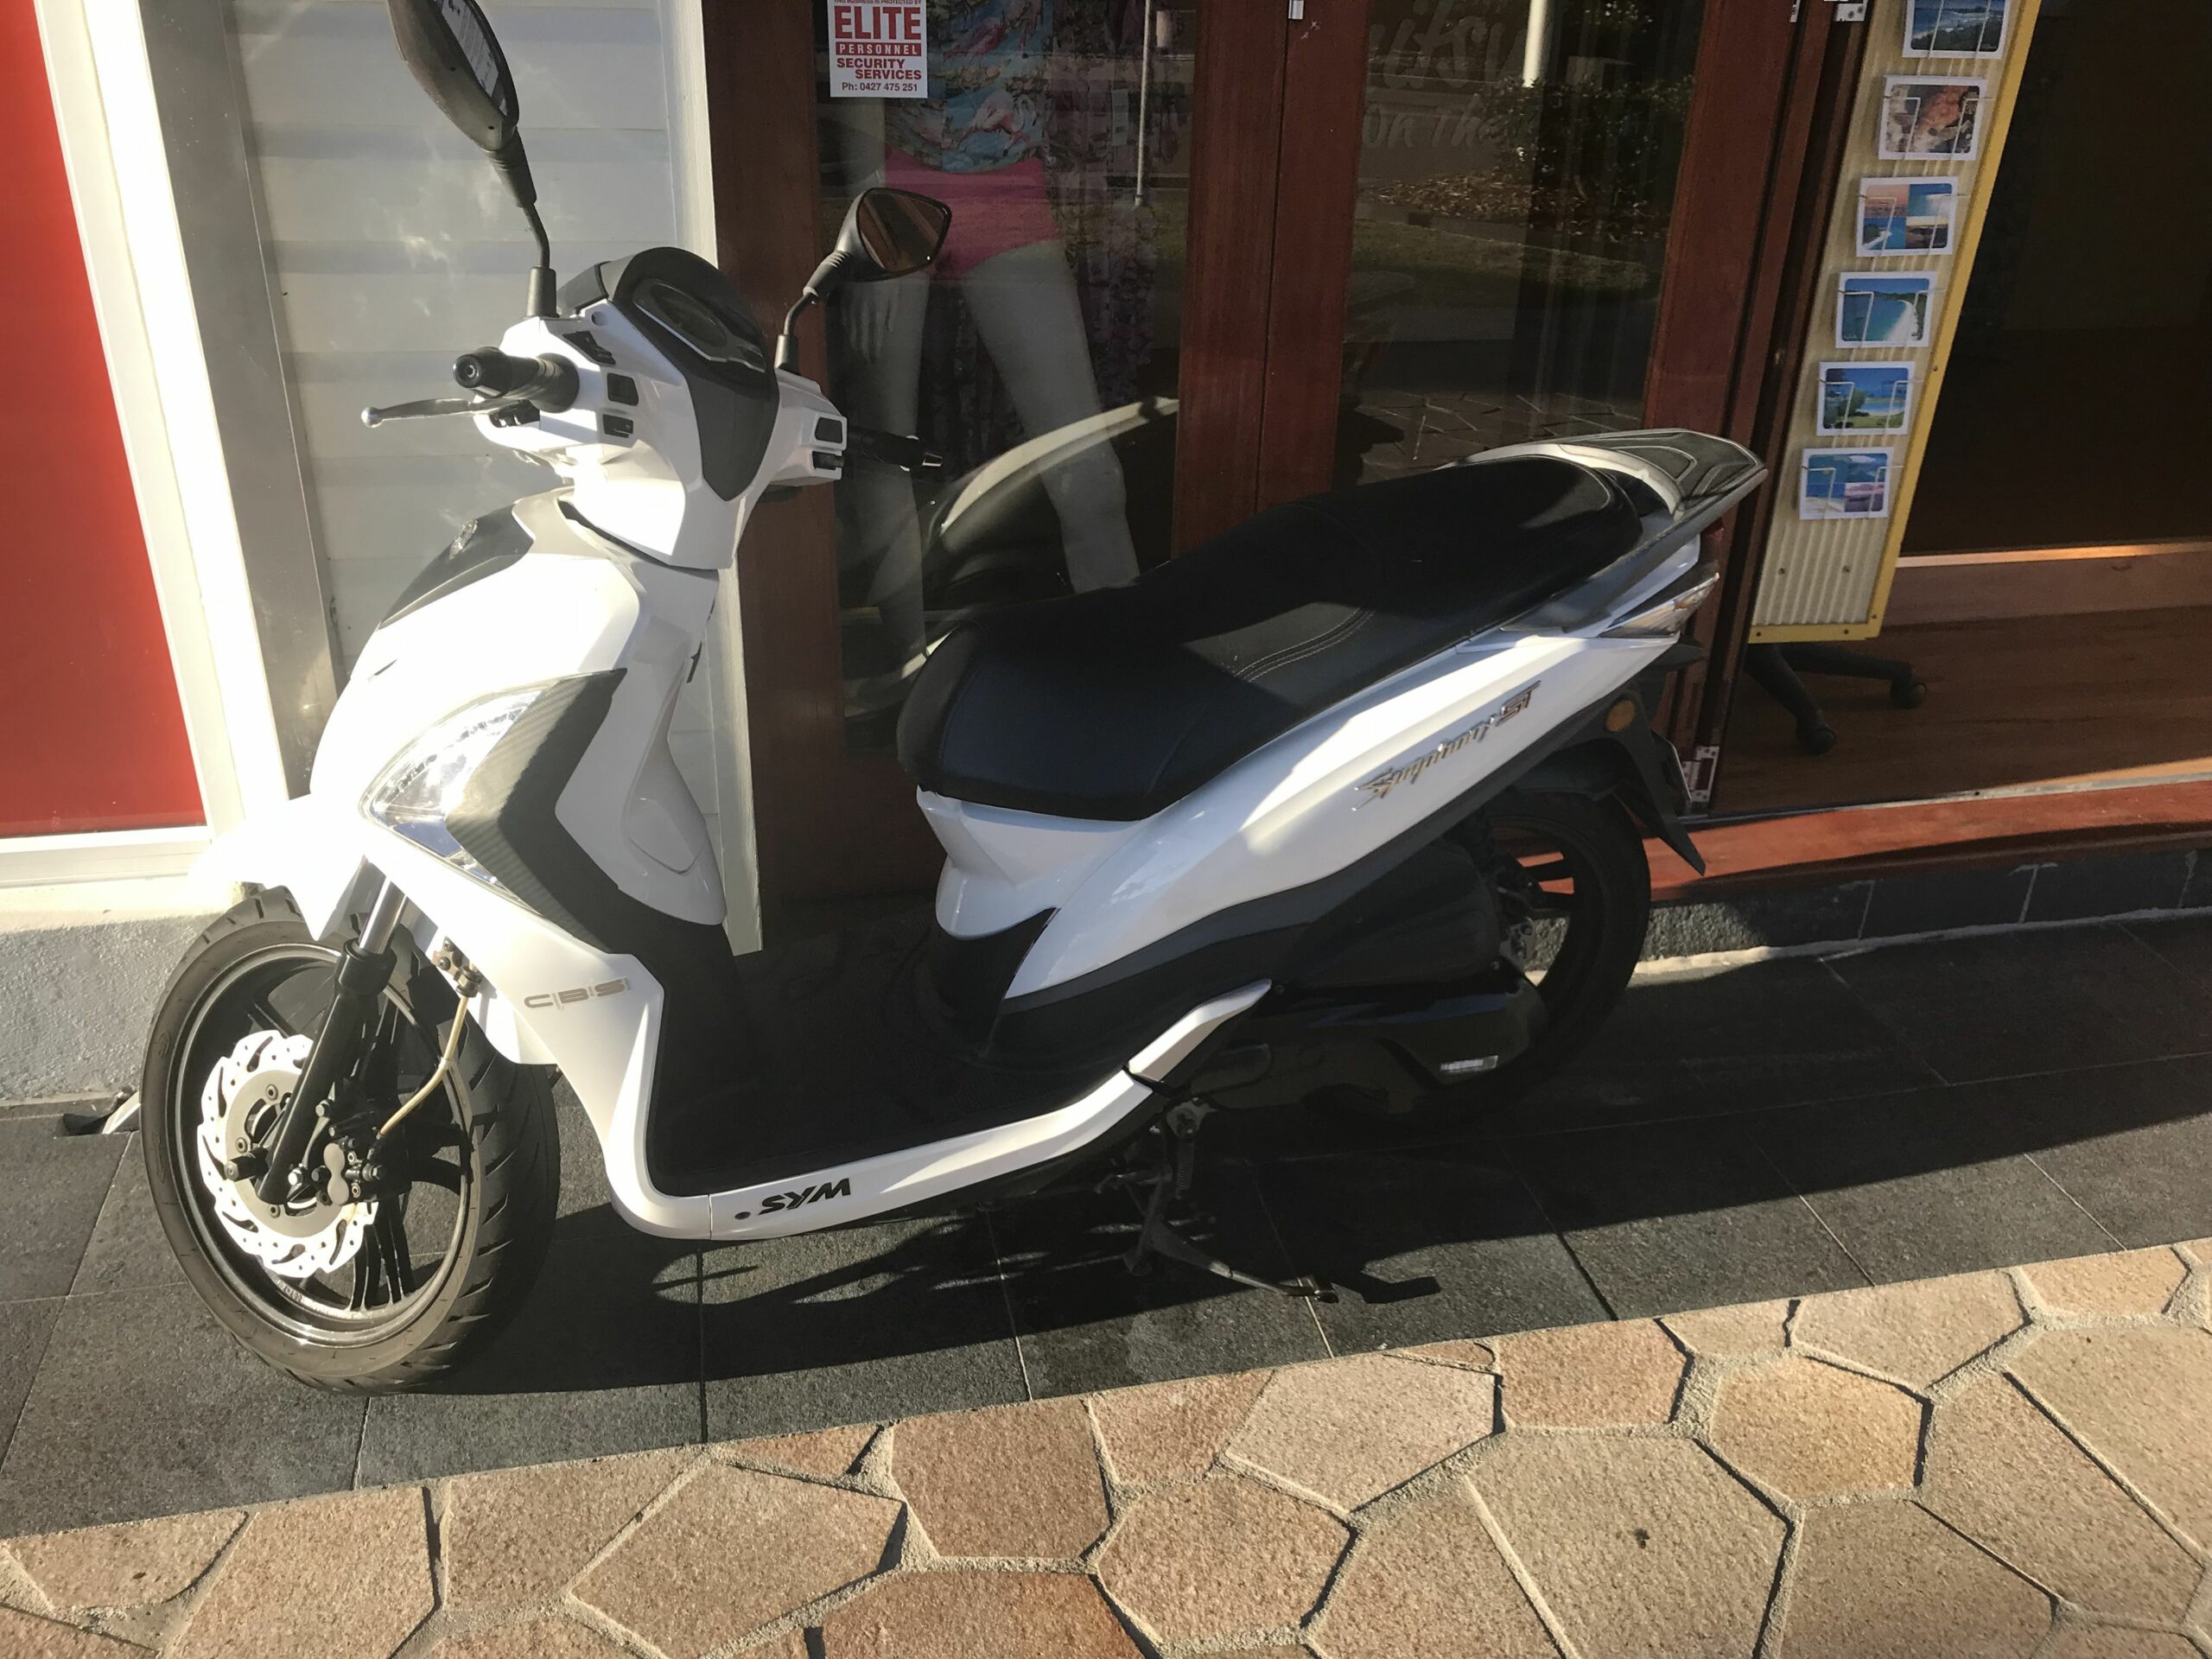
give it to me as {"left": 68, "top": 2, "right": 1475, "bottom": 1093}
{"left": 13, "top": 0, "right": 292, "bottom": 889}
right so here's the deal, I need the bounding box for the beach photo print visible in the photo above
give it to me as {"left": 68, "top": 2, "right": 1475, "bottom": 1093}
{"left": 1838, "top": 274, "right": 1935, "bottom": 348}
{"left": 1906, "top": 0, "right": 2010, "bottom": 59}
{"left": 1859, "top": 177, "right": 1957, "bottom": 256}
{"left": 1879, "top": 78, "right": 1987, "bottom": 160}
{"left": 1818, "top": 362, "right": 1916, "bottom": 436}
{"left": 1799, "top": 449, "right": 1896, "bottom": 520}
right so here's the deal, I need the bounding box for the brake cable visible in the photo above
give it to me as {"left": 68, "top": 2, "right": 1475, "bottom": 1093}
{"left": 373, "top": 942, "right": 484, "bottom": 1145}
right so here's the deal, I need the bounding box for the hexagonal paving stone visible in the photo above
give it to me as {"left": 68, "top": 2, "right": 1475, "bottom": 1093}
{"left": 429, "top": 1616, "right": 635, "bottom": 1658}
{"left": 891, "top": 1399, "right": 1108, "bottom": 1559}
{"left": 1491, "top": 1320, "right": 1686, "bottom": 1428}
{"left": 1228, "top": 1353, "right": 1493, "bottom": 1509}
{"left": 1794, "top": 1272, "right": 2024, "bottom": 1387}
{"left": 2009, "top": 1325, "right": 2212, "bottom": 1546}
{"left": 1923, "top": 1371, "right": 2199, "bottom": 1622}
{"left": 817, "top": 1570, "right": 1141, "bottom": 1657}
{"left": 171, "top": 1487, "right": 433, "bottom": 1659}
{"left": 1771, "top": 1501, "right": 2049, "bottom": 1659}
{"left": 1662, "top": 1300, "right": 1790, "bottom": 1358}
{"left": 1090, "top": 1371, "right": 1268, "bottom": 1488}
{"left": 728, "top": 1423, "right": 878, "bottom": 1481}
{"left": 442, "top": 1446, "right": 692, "bottom": 1611}
{"left": 7, "top": 1509, "right": 240, "bottom": 1612}
{"left": 2022, "top": 1251, "right": 2188, "bottom": 1318}
{"left": 2037, "top": 1626, "right": 2205, "bottom": 1659}
{"left": 1475, "top": 1435, "right": 1784, "bottom": 1659}
{"left": 1312, "top": 1483, "right": 1558, "bottom": 1659}
{"left": 1709, "top": 1356, "right": 1922, "bottom": 1500}
{"left": 0, "top": 1605, "right": 149, "bottom": 1657}
{"left": 573, "top": 1465, "right": 899, "bottom": 1656}
{"left": 1096, "top": 1474, "right": 1346, "bottom": 1645}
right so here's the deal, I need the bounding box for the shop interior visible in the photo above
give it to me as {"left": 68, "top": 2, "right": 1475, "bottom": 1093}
{"left": 1720, "top": 0, "right": 2212, "bottom": 814}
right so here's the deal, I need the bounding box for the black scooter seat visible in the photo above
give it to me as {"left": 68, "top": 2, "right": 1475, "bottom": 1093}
{"left": 897, "top": 457, "right": 1642, "bottom": 823}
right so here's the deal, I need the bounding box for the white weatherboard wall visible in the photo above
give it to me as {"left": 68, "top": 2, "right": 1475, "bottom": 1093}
{"left": 220, "top": 0, "right": 757, "bottom": 944}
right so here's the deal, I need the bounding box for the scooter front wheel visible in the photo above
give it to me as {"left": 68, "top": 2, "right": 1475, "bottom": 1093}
{"left": 141, "top": 891, "right": 559, "bottom": 1391}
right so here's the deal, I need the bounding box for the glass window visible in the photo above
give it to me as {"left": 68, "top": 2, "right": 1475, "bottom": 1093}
{"left": 1338, "top": 0, "right": 1706, "bottom": 487}
{"left": 817, "top": 0, "right": 1196, "bottom": 747}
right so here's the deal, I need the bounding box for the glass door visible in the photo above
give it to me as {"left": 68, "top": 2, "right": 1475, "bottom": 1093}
{"left": 820, "top": 1, "right": 1198, "bottom": 752}
{"left": 1335, "top": 0, "right": 1708, "bottom": 486}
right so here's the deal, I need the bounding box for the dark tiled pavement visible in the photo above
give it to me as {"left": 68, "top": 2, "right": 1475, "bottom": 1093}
{"left": 7, "top": 914, "right": 2212, "bottom": 1536}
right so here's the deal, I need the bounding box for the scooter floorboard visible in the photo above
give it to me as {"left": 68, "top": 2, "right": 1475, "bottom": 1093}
{"left": 643, "top": 906, "right": 1125, "bottom": 1198}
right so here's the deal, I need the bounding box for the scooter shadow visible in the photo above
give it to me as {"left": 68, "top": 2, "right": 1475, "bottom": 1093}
{"left": 428, "top": 1051, "right": 2212, "bottom": 1396}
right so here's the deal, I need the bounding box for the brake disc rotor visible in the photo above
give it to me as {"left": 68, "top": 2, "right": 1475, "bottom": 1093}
{"left": 195, "top": 1030, "right": 374, "bottom": 1281}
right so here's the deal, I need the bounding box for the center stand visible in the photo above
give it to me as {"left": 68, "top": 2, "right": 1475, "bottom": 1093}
{"left": 1116, "top": 1101, "right": 1336, "bottom": 1301}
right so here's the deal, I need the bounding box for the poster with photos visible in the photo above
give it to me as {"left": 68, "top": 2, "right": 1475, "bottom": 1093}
{"left": 1800, "top": 449, "right": 1895, "bottom": 520}
{"left": 1906, "top": 0, "right": 2010, "bottom": 59}
{"left": 1818, "top": 362, "right": 1916, "bottom": 435}
{"left": 1879, "top": 78, "right": 1986, "bottom": 160}
{"left": 1858, "top": 177, "right": 1957, "bottom": 256}
{"left": 1837, "top": 274, "right": 1935, "bottom": 348}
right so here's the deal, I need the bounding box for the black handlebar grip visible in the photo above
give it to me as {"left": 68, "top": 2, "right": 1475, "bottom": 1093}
{"left": 452, "top": 349, "right": 579, "bottom": 414}
{"left": 453, "top": 349, "right": 537, "bottom": 395}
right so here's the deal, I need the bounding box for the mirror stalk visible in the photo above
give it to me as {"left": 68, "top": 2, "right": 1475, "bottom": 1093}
{"left": 493, "top": 137, "right": 556, "bottom": 319}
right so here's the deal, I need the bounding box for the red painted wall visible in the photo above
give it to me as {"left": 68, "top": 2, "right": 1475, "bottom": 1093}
{"left": 0, "top": 5, "right": 201, "bottom": 837}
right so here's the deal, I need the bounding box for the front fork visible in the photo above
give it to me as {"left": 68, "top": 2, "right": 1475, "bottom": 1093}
{"left": 251, "top": 878, "right": 406, "bottom": 1205}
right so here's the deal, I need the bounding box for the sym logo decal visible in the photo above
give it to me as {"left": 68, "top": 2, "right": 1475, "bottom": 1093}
{"left": 1355, "top": 680, "right": 1541, "bottom": 807}
{"left": 523, "top": 978, "right": 628, "bottom": 1010}
{"left": 759, "top": 1178, "right": 852, "bottom": 1213}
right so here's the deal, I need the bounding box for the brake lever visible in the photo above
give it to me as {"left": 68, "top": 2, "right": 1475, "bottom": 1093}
{"left": 360, "top": 393, "right": 530, "bottom": 429}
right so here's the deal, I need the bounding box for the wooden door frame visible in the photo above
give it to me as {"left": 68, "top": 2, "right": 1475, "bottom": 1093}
{"left": 1659, "top": 3, "right": 1871, "bottom": 784}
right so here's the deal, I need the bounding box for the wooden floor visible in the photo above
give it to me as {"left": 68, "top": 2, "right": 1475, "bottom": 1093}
{"left": 1719, "top": 606, "right": 2212, "bottom": 816}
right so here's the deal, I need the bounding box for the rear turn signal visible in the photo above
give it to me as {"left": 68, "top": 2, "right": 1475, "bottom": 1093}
{"left": 1605, "top": 564, "right": 1720, "bottom": 638}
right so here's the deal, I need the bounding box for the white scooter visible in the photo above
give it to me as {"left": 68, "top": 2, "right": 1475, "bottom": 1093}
{"left": 140, "top": 0, "right": 1764, "bottom": 1389}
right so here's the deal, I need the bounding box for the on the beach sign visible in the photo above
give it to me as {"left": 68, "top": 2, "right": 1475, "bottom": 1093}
{"left": 829, "top": 3, "right": 926, "bottom": 99}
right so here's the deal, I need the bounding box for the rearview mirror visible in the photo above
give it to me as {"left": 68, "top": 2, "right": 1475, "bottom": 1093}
{"left": 383, "top": 0, "right": 519, "bottom": 155}
{"left": 773, "top": 188, "right": 952, "bottom": 373}
{"left": 836, "top": 189, "right": 953, "bottom": 283}
{"left": 384, "top": 0, "right": 557, "bottom": 316}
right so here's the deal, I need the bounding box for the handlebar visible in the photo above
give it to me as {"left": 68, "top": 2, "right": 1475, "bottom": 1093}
{"left": 360, "top": 349, "right": 579, "bottom": 428}
{"left": 451, "top": 349, "right": 578, "bottom": 410}
{"left": 848, "top": 427, "right": 943, "bottom": 474}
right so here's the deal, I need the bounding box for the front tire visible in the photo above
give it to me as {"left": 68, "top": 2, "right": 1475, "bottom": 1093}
{"left": 142, "top": 891, "right": 558, "bottom": 1391}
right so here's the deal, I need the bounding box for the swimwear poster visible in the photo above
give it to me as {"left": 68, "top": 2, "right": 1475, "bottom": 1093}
{"left": 830, "top": 3, "right": 927, "bottom": 99}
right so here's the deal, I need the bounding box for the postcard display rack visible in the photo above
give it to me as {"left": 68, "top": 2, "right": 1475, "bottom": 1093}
{"left": 1749, "top": 0, "right": 2040, "bottom": 641}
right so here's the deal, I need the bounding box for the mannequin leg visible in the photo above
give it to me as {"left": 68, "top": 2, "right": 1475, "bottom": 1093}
{"left": 961, "top": 240, "right": 1140, "bottom": 591}
{"left": 834, "top": 270, "right": 931, "bottom": 670}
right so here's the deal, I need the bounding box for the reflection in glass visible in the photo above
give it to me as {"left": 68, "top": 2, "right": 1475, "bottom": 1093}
{"left": 1340, "top": 0, "right": 1704, "bottom": 485}
{"left": 819, "top": 1, "right": 1192, "bottom": 747}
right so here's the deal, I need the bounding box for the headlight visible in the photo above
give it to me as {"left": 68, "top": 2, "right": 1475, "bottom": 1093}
{"left": 362, "top": 686, "right": 544, "bottom": 888}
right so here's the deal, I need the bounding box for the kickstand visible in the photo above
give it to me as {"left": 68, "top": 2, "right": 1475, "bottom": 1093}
{"left": 1122, "top": 1103, "right": 1336, "bottom": 1303}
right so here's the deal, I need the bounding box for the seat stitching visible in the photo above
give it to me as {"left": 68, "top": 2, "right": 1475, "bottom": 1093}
{"left": 1236, "top": 607, "right": 1374, "bottom": 683}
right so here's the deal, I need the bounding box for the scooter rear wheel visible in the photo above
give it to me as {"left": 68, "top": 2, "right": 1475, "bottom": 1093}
{"left": 1331, "top": 789, "right": 1650, "bottom": 1127}
{"left": 141, "top": 891, "right": 558, "bottom": 1391}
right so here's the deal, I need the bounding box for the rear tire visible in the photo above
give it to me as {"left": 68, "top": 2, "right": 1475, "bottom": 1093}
{"left": 1328, "top": 789, "right": 1650, "bottom": 1128}
{"left": 142, "top": 891, "right": 558, "bottom": 1391}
